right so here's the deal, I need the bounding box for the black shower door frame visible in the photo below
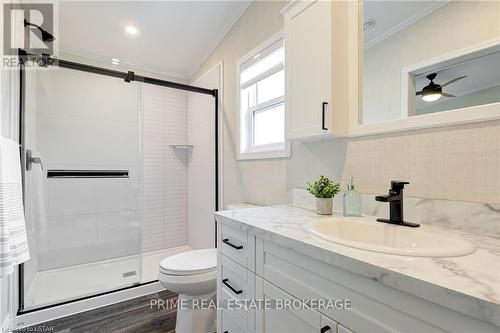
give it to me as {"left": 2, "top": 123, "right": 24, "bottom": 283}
{"left": 16, "top": 49, "right": 220, "bottom": 314}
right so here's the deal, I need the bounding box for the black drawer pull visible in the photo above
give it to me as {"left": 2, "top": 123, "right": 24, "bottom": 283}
{"left": 320, "top": 325, "right": 331, "bottom": 333}
{"left": 222, "top": 238, "right": 243, "bottom": 250}
{"left": 223, "top": 331, "right": 228, "bottom": 333}
{"left": 222, "top": 278, "right": 243, "bottom": 295}
{"left": 322, "top": 102, "right": 328, "bottom": 130}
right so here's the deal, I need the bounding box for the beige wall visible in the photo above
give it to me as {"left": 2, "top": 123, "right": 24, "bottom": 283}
{"left": 193, "top": 0, "right": 500, "bottom": 206}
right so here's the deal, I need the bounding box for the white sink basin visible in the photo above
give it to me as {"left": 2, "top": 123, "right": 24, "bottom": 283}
{"left": 309, "top": 217, "right": 476, "bottom": 257}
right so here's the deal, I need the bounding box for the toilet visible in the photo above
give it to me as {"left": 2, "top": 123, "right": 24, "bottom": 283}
{"left": 159, "top": 248, "right": 217, "bottom": 333}
{"left": 158, "top": 204, "right": 257, "bottom": 333}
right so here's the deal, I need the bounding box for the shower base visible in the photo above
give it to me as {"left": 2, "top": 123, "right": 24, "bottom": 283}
{"left": 24, "top": 246, "right": 191, "bottom": 310}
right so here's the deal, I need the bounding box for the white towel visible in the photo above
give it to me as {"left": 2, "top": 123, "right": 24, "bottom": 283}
{"left": 0, "top": 136, "right": 30, "bottom": 277}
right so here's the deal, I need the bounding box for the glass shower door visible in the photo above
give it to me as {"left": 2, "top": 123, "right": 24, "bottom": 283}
{"left": 21, "top": 63, "right": 143, "bottom": 310}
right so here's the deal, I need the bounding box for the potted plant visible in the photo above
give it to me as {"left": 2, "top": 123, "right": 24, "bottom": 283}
{"left": 307, "top": 175, "right": 341, "bottom": 215}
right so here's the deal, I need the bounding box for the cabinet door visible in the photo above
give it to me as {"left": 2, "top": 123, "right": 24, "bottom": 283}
{"left": 217, "top": 253, "right": 255, "bottom": 325}
{"left": 285, "top": 0, "right": 332, "bottom": 140}
{"left": 256, "top": 277, "right": 321, "bottom": 333}
{"left": 218, "top": 220, "right": 256, "bottom": 271}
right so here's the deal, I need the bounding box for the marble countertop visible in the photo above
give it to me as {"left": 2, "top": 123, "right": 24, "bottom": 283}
{"left": 215, "top": 205, "right": 500, "bottom": 326}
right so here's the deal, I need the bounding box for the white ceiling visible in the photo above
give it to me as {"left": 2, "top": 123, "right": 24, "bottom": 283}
{"left": 57, "top": 1, "right": 250, "bottom": 79}
{"left": 363, "top": 0, "right": 446, "bottom": 48}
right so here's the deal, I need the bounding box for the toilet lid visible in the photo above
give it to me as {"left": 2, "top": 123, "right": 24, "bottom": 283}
{"left": 159, "top": 248, "right": 217, "bottom": 276}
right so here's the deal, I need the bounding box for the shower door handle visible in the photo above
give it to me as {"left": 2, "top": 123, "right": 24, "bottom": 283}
{"left": 26, "top": 150, "right": 44, "bottom": 171}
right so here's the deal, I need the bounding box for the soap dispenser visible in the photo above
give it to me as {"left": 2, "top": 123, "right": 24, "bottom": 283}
{"left": 343, "top": 177, "right": 362, "bottom": 217}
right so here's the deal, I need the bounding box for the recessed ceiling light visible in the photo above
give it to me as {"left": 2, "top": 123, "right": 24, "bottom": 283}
{"left": 125, "top": 26, "right": 138, "bottom": 35}
{"left": 111, "top": 58, "right": 120, "bottom": 65}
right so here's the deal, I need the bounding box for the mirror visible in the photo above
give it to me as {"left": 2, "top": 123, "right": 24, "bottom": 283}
{"left": 362, "top": 0, "right": 500, "bottom": 125}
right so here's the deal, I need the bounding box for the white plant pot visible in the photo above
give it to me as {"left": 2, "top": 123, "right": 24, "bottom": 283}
{"left": 316, "top": 197, "right": 333, "bottom": 215}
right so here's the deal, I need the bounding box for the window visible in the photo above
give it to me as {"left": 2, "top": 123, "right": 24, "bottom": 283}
{"left": 237, "top": 35, "right": 290, "bottom": 159}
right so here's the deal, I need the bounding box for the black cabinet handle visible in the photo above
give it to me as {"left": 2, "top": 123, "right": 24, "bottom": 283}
{"left": 320, "top": 325, "right": 331, "bottom": 333}
{"left": 222, "top": 238, "right": 243, "bottom": 250}
{"left": 223, "top": 331, "right": 228, "bottom": 333}
{"left": 222, "top": 278, "right": 243, "bottom": 295}
{"left": 322, "top": 102, "right": 328, "bottom": 130}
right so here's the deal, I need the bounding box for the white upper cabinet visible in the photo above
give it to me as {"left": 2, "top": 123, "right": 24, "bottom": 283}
{"left": 282, "top": 0, "right": 351, "bottom": 141}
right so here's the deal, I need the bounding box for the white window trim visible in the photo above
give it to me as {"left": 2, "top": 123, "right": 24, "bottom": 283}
{"left": 236, "top": 31, "right": 290, "bottom": 160}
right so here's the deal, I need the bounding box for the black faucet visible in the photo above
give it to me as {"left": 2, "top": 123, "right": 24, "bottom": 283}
{"left": 375, "top": 181, "right": 419, "bottom": 228}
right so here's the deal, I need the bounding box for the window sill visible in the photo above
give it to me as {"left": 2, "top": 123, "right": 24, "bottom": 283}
{"left": 237, "top": 143, "right": 291, "bottom": 160}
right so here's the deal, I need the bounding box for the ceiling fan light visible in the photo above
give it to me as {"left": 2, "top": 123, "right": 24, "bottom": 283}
{"left": 422, "top": 92, "right": 442, "bottom": 102}
{"left": 125, "top": 26, "right": 138, "bottom": 35}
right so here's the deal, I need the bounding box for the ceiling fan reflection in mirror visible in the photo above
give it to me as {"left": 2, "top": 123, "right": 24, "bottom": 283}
{"left": 416, "top": 73, "right": 467, "bottom": 102}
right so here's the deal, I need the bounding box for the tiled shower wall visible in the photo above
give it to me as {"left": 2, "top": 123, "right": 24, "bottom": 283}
{"left": 142, "top": 85, "right": 188, "bottom": 253}
{"left": 186, "top": 67, "right": 218, "bottom": 250}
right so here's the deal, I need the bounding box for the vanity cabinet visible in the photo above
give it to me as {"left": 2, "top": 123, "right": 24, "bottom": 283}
{"left": 216, "top": 217, "right": 499, "bottom": 333}
{"left": 255, "top": 238, "right": 498, "bottom": 333}
{"left": 281, "top": 0, "right": 351, "bottom": 141}
{"left": 217, "top": 219, "right": 346, "bottom": 333}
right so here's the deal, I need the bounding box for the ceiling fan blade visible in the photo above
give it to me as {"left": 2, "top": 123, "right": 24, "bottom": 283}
{"left": 416, "top": 91, "right": 423, "bottom": 95}
{"left": 441, "top": 75, "right": 467, "bottom": 87}
{"left": 442, "top": 93, "right": 456, "bottom": 98}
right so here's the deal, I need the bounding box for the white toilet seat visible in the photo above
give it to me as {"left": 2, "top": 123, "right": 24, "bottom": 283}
{"left": 159, "top": 248, "right": 217, "bottom": 276}
{"left": 159, "top": 269, "right": 216, "bottom": 296}
{"left": 158, "top": 248, "right": 217, "bottom": 296}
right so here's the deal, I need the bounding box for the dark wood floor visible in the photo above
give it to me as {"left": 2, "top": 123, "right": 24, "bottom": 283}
{"left": 15, "top": 290, "right": 177, "bottom": 333}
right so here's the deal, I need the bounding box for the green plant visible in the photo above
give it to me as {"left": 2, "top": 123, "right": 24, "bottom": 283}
{"left": 307, "top": 175, "right": 341, "bottom": 198}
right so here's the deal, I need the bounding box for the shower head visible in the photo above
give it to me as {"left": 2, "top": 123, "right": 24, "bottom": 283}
{"left": 24, "top": 19, "right": 56, "bottom": 42}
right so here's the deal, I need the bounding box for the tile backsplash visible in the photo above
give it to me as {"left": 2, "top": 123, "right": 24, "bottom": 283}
{"left": 293, "top": 188, "right": 499, "bottom": 236}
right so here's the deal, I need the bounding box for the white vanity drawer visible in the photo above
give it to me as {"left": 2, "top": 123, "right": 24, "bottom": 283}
{"left": 217, "top": 219, "right": 255, "bottom": 271}
{"left": 256, "top": 238, "right": 498, "bottom": 333}
{"left": 218, "top": 308, "right": 255, "bottom": 333}
{"left": 217, "top": 252, "right": 256, "bottom": 325}
{"left": 255, "top": 276, "right": 338, "bottom": 333}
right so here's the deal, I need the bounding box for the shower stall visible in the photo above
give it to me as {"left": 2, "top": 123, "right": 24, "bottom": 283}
{"left": 17, "top": 53, "right": 219, "bottom": 313}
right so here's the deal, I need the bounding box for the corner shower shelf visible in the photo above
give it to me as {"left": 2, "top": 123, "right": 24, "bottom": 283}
{"left": 169, "top": 144, "right": 193, "bottom": 150}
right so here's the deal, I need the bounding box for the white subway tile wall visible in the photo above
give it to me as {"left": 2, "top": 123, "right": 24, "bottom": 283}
{"left": 187, "top": 66, "right": 218, "bottom": 249}
{"left": 142, "top": 85, "right": 188, "bottom": 252}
